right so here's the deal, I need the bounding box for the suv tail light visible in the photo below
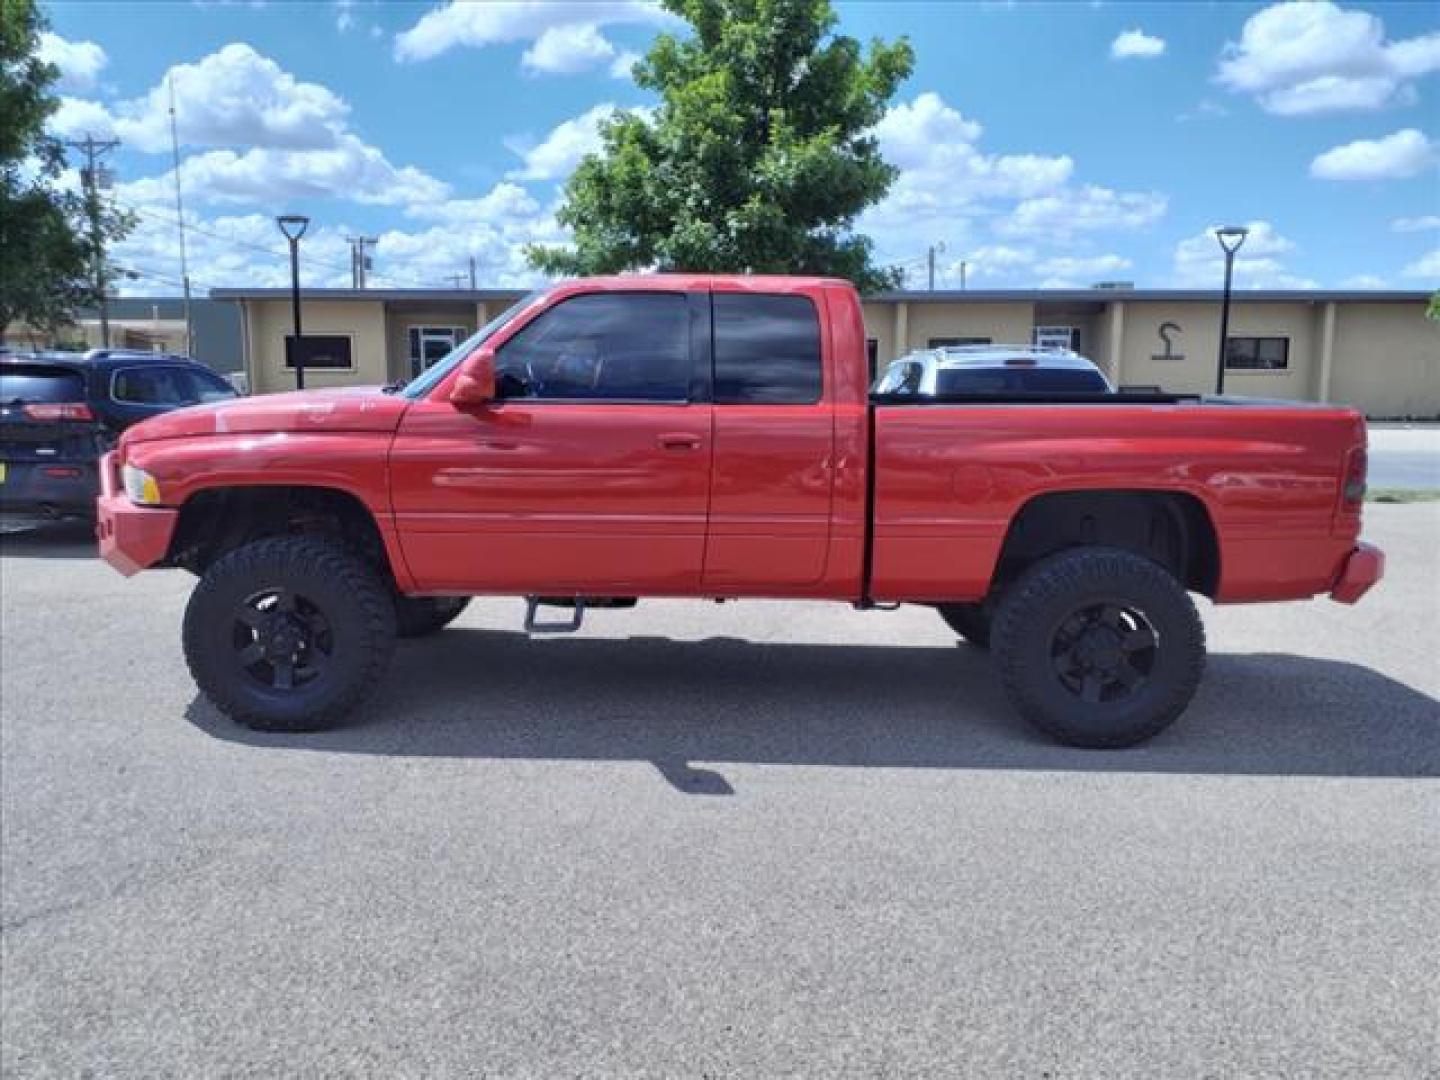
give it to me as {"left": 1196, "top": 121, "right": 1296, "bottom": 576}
{"left": 23, "top": 402, "right": 95, "bottom": 422}
{"left": 1341, "top": 446, "right": 1367, "bottom": 510}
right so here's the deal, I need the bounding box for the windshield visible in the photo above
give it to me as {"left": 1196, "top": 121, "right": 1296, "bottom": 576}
{"left": 401, "top": 292, "right": 541, "bottom": 399}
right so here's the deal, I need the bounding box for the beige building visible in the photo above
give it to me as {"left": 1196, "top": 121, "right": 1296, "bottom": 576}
{"left": 213, "top": 287, "right": 1439, "bottom": 418}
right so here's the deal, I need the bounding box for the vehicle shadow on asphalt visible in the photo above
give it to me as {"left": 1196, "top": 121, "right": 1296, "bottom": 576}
{"left": 0, "top": 521, "right": 96, "bottom": 558}
{"left": 185, "top": 628, "right": 1440, "bottom": 792}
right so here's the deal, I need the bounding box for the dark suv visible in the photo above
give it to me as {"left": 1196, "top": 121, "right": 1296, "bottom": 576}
{"left": 1, "top": 349, "right": 239, "bottom": 522}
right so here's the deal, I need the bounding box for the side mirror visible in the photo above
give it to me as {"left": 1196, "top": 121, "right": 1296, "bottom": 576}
{"left": 449, "top": 348, "right": 497, "bottom": 409}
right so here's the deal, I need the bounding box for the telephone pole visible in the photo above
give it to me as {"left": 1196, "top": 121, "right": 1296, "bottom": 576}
{"left": 347, "top": 235, "right": 378, "bottom": 289}
{"left": 65, "top": 135, "right": 121, "bottom": 347}
{"left": 468, "top": 255, "right": 477, "bottom": 290}
{"left": 926, "top": 241, "right": 946, "bottom": 291}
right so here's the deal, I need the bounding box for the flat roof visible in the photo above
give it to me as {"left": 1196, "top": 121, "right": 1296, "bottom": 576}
{"left": 208, "top": 285, "right": 1431, "bottom": 304}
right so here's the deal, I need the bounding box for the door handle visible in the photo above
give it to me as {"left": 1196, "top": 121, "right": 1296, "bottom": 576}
{"left": 657, "top": 433, "right": 702, "bottom": 451}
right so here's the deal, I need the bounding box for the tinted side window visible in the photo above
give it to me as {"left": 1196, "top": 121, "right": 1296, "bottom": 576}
{"left": 713, "top": 293, "right": 822, "bottom": 405}
{"left": 185, "top": 368, "right": 240, "bottom": 402}
{"left": 495, "top": 292, "right": 691, "bottom": 402}
{"left": 112, "top": 367, "right": 192, "bottom": 405}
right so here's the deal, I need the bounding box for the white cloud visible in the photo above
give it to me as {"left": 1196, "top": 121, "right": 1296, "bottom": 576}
{"left": 1036, "top": 253, "right": 1133, "bottom": 278}
{"left": 1172, "top": 220, "right": 1316, "bottom": 288}
{"left": 1340, "top": 273, "right": 1388, "bottom": 289}
{"left": 335, "top": 0, "right": 354, "bottom": 32}
{"left": 394, "top": 0, "right": 670, "bottom": 64}
{"left": 522, "top": 23, "right": 620, "bottom": 75}
{"left": 996, "top": 185, "right": 1167, "bottom": 240}
{"left": 1392, "top": 215, "right": 1440, "bottom": 233}
{"left": 505, "top": 103, "right": 639, "bottom": 181}
{"left": 118, "top": 134, "right": 449, "bottom": 208}
{"left": 49, "top": 97, "right": 116, "bottom": 141}
{"left": 1111, "top": 29, "right": 1165, "bottom": 60}
{"left": 1217, "top": 1, "right": 1440, "bottom": 115}
{"left": 1310, "top": 129, "right": 1435, "bottom": 181}
{"left": 1401, "top": 249, "right": 1440, "bottom": 280}
{"left": 37, "top": 32, "right": 108, "bottom": 93}
{"left": 609, "top": 50, "right": 641, "bottom": 80}
{"left": 48, "top": 44, "right": 350, "bottom": 153}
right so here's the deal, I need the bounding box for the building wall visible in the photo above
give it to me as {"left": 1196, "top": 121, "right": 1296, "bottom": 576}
{"left": 246, "top": 299, "right": 389, "bottom": 395}
{"left": 1117, "top": 301, "right": 1318, "bottom": 397}
{"left": 1330, "top": 301, "right": 1440, "bottom": 418}
{"left": 902, "top": 301, "right": 1035, "bottom": 351}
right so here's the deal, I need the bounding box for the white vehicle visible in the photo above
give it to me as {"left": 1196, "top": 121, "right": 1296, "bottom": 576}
{"left": 873, "top": 344, "right": 1114, "bottom": 396}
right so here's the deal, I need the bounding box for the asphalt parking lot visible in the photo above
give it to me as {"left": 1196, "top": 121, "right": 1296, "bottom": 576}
{"left": 2, "top": 506, "right": 1437, "bottom": 1077}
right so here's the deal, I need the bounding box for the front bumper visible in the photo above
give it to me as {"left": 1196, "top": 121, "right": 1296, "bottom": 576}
{"left": 1329, "top": 542, "right": 1384, "bottom": 604}
{"left": 95, "top": 453, "right": 178, "bottom": 576}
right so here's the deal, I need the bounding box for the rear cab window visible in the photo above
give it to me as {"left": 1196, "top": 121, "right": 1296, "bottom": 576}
{"left": 712, "top": 293, "right": 823, "bottom": 404}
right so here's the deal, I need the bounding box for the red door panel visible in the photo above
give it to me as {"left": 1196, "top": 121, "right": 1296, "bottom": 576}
{"left": 390, "top": 400, "right": 713, "bottom": 594}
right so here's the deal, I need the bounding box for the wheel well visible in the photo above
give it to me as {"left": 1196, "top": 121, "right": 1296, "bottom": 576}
{"left": 993, "top": 490, "right": 1219, "bottom": 598}
{"left": 165, "top": 486, "right": 393, "bottom": 583}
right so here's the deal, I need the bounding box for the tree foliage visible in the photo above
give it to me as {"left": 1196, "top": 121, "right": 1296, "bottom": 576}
{"left": 1427, "top": 289, "right": 1439, "bottom": 322}
{"left": 0, "top": 0, "right": 130, "bottom": 338}
{"left": 528, "top": 0, "right": 913, "bottom": 292}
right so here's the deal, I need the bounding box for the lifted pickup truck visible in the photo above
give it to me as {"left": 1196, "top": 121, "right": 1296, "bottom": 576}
{"left": 97, "top": 275, "right": 1382, "bottom": 747}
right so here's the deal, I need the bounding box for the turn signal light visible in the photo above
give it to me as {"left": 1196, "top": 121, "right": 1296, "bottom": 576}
{"left": 23, "top": 402, "right": 94, "bottom": 422}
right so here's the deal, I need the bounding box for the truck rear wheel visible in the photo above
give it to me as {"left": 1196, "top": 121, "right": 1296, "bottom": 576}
{"left": 183, "top": 537, "right": 396, "bottom": 732}
{"left": 990, "top": 547, "right": 1205, "bottom": 748}
{"left": 395, "top": 595, "right": 470, "bottom": 638}
{"left": 936, "top": 603, "right": 991, "bottom": 648}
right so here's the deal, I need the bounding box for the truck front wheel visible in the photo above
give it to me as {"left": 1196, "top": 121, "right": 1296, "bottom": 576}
{"left": 990, "top": 547, "right": 1205, "bottom": 749}
{"left": 183, "top": 537, "right": 397, "bottom": 732}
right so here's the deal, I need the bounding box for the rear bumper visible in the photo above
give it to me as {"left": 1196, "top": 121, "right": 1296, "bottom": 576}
{"left": 0, "top": 460, "right": 98, "bottom": 517}
{"left": 95, "top": 453, "right": 178, "bottom": 576}
{"left": 1329, "top": 542, "right": 1384, "bottom": 604}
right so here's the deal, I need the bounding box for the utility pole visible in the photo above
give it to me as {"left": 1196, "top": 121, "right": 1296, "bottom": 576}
{"left": 926, "top": 241, "right": 946, "bottom": 291}
{"left": 347, "top": 236, "right": 378, "bottom": 289}
{"left": 468, "top": 255, "right": 477, "bottom": 290}
{"left": 959, "top": 261, "right": 968, "bottom": 291}
{"left": 65, "top": 135, "right": 121, "bottom": 347}
{"left": 167, "top": 76, "right": 193, "bottom": 355}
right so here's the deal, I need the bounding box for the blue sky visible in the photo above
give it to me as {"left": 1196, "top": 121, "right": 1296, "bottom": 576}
{"left": 38, "top": 0, "right": 1440, "bottom": 295}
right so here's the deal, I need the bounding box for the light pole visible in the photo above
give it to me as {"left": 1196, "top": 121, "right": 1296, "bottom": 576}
{"left": 276, "top": 214, "right": 310, "bottom": 390}
{"left": 1213, "top": 225, "right": 1248, "bottom": 396}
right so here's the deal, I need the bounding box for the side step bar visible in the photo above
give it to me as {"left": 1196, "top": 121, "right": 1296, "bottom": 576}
{"left": 523, "top": 596, "right": 638, "bottom": 634}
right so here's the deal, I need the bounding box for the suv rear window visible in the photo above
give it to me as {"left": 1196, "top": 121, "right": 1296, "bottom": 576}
{"left": 0, "top": 364, "right": 86, "bottom": 403}
{"left": 934, "top": 367, "right": 1109, "bottom": 394}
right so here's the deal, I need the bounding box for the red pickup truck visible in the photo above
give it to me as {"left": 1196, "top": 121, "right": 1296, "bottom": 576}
{"left": 97, "top": 275, "right": 1382, "bottom": 748}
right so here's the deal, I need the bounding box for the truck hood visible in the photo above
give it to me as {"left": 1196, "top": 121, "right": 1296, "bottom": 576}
{"left": 120, "top": 386, "right": 411, "bottom": 446}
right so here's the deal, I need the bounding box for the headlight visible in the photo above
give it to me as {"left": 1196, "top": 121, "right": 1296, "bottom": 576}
{"left": 122, "top": 464, "right": 162, "bottom": 506}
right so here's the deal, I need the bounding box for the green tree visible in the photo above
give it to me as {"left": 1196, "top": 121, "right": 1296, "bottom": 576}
{"left": 1427, "top": 289, "right": 1438, "bottom": 322}
{"left": 0, "top": 0, "right": 129, "bottom": 339}
{"left": 528, "top": 0, "right": 913, "bottom": 292}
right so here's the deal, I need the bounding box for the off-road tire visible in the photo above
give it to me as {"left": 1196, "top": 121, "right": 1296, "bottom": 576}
{"left": 937, "top": 602, "right": 992, "bottom": 649}
{"left": 991, "top": 547, "right": 1206, "bottom": 749}
{"left": 395, "top": 595, "right": 471, "bottom": 638}
{"left": 183, "top": 537, "right": 396, "bottom": 732}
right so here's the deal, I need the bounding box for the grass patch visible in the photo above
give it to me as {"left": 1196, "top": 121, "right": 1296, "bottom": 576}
{"left": 1366, "top": 488, "right": 1440, "bottom": 504}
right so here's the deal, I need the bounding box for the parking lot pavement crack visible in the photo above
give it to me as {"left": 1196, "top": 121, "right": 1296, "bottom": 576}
{"left": 1, "top": 849, "right": 227, "bottom": 937}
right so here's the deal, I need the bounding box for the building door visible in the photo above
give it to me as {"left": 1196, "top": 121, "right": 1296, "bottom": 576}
{"left": 390, "top": 290, "right": 714, "bottom": 594}
{"left": 408, "top": 326, "right": 465, "bottom": 379}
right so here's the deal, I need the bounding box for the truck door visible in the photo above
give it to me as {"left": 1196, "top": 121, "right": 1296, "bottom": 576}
{"left": 390, "top": 289, "right": 714, "bottom": 594}
{"left": 702, "top": 289, "right": 834, "bottom": 590}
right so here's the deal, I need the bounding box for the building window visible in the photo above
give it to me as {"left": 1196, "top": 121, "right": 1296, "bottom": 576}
{"left": 408, "top": 326, "right": 467, "bottom": 377}
{"left": 1033, "top": 326, "right": 1081, "bottom": 351}
{"left": 1225, "top": 336, "right": 1289, "bottom": 371}
{"left": 928, "top": 336, "right": 991, "bottom": 348}
{"left": 285, "top": 335, "right": 353, "bottom": 370}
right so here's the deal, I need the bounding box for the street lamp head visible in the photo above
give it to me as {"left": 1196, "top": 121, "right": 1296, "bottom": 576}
{"left": 1215, "top": 225, "right": 1249, "bottom": 254}
{"left": 276, "top": 214, "right": 310, "bottom": 242}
